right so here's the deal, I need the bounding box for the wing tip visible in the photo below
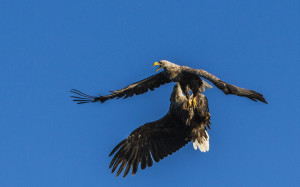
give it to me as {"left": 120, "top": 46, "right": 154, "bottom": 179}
{"left": 70, "top": 89, "right": 100, "bottom": 104}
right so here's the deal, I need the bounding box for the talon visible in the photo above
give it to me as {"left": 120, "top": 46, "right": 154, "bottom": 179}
{"left": 188, "top": 99, "right": 193, "bottom": 110}
{"left": 192, "top": 97, "right": 197, "bottom": 109}
{"left": 205, "top": 112, "right": 211, "bottom": 120}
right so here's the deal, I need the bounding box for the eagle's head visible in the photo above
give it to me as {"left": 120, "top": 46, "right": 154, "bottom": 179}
{"left": 153, "top": 60, "right": 176, "bottom": 72}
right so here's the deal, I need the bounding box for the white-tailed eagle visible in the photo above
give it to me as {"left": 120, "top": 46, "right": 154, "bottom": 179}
{"left": 70, "top": 60, "right": 267, "bottom": 106}
{"left": 108, "top": 83, "right": 211, "bottom": 177}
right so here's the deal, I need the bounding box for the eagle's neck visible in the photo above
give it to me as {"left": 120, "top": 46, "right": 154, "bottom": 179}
{"left": 170, "top": 83, "right": 187, "bottom": 105}
{"left": 164, "top": 65, "right": 181, "bottom": 80}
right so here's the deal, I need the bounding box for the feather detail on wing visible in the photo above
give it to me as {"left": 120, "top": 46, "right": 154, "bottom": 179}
{"left": 108, "top": 72, "right": 171, "bottom": 99}
{"left": 109, "top": 115, "right": 190, "bottom": 178}
{"left": 70, "top": 89, "right": 100, "bottom": 104}
{"left": 70, "top": 72, "right": 171, "bottom": 104}
{"left": 182, "top": 67, "right": 267, "bottom": 103}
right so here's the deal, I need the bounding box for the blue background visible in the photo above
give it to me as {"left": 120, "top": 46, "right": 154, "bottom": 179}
{"left": 1, "top": 0, "right": 299, "bottom": 186}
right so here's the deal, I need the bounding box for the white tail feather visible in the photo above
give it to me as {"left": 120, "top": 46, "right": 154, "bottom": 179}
{"left": 199, "top": 80, "right": 213, "bottom": 92}
{"left": 192, "top": 130, "right": 210, "bottom": 152}
{"left": 193, "top": 141, "right": 198, "bottom": 150}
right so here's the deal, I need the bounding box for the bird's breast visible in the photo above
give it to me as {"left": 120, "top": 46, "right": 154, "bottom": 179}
{"left": 164, "top": 68, "right": 181, "bottom": 81}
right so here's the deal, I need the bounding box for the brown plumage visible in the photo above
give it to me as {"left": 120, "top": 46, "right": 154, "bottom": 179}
{"left": 70, "top": 72, "right": 170, "bottom": 104}
{"left": 109, "top": 83, "right": 211, "bottom": 177}
{"left": 70, "top": 60, "right": 267, "bottom": 104}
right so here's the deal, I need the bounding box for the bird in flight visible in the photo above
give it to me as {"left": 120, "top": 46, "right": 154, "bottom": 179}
{"left": 70, "top": 60, "right": 267, "bottom": 107}
{"left": 108, "top": 83, "right": 212, "bottom": 177}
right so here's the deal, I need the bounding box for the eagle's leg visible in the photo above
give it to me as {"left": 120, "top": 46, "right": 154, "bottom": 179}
{"left": 192, "top": 97, "right": 197, "bottom": 109}
{"left": 188, "top": 99, "right": 193, "bottom": 110}
{"left": 186, "top": 94, "right": 193, "bottom": 111}
{"left": 181, "top": 83, "right": 194, "bottom": 110}
{"left": 184, "top": 89, "right": 193, "bottom": 110}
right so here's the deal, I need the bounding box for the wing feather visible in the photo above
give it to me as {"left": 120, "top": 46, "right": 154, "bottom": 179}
{"left": 131, "top": 147, "right": 141, "bottom": 175}
{"left": 70, "top": 72, "right": 170, "bottom": 104}
{"left": 182, "top": 67, "right": 267, "bottom": 103}
{"left": 149, "top": 140, "right": 160, "bottom": 163}
{"left": 109, "top": 115, "right": 190, "bottom": 177}
{"left": 108, "top": 72, "right": 170, "bottom": 98}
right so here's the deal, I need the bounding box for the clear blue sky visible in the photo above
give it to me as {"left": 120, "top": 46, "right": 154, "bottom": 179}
{"left": 1, "top": 0, "right": 299, "bottom": 186}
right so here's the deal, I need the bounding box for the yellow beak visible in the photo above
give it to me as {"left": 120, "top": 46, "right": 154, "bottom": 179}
{"left": 153, "top": 62, "right": 163, "bottom": 72}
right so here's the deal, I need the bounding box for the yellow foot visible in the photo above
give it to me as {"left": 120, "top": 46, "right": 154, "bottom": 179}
{"left": 188, "top": 99, "right": 193, "bottom": 110}
{"left": 192, "top": 97, "right": 197, "bottom": 109}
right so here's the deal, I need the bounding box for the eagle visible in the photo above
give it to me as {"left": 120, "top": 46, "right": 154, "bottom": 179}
{"left": 108, "top": 83, "right": 211, "bottom": 177}
{"left": 70, "top": 61, "right": 268, "bottom": 177}
{"left": 70, "top": 60, "right": 267, "bottom": 106}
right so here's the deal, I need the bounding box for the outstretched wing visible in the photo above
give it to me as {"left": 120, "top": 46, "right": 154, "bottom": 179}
{"left": 70, "top": 72, "right": 171, "bottom": 104}
{"left": 182, "top": 67, "right": 267, "bottom": 103}
{"left": 109, "top": 115, "right": 190, "bottom": 178}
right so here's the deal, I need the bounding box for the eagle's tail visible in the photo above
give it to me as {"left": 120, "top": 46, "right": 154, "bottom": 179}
{"left": 199, "top": 80, "right": 213, "bottom": 92}
{"left": 192, "top": 129, "right": 209, "bottom": 152}
{"left": 70, "top": 89, "right": 103, "bottom": 104}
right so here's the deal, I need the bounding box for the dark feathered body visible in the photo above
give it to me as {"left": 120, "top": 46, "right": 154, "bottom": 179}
{"left": 108, "top": 83, "right": 212, "bottom": 177}
{"left": 178, "top": 73, "right": 204, "bottom": 99}
{"left": 160, "top": 63, "right": 205, "bottom": 102}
